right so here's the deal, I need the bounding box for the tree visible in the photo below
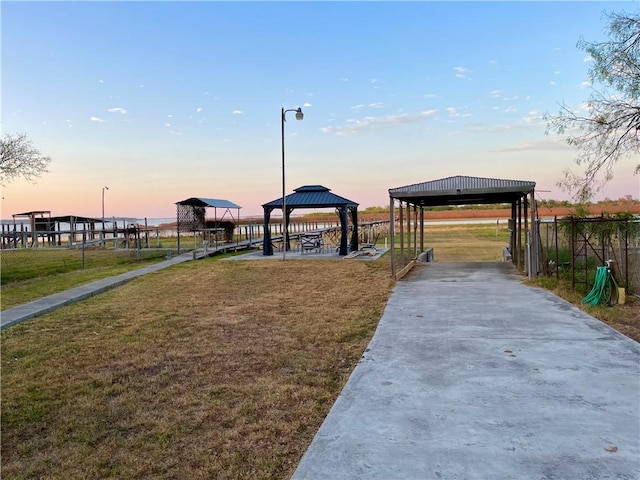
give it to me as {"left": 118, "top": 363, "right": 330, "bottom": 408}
{"left": 0, "top": 133, "right": 52, "bottom": 185}
{"left": 545, "top": 11, "right": 640, "bottom": 202}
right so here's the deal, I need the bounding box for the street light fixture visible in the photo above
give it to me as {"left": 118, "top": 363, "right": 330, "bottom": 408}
{"left": 102, "top": 186, "right": 109, "bottom": 230}
{"left": 281, "top": 107, "right": 304, "bottom": 261}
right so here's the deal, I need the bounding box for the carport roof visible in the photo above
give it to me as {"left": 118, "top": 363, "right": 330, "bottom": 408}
{"left": 389, "top": 175, "right": 535, "bottom": 207}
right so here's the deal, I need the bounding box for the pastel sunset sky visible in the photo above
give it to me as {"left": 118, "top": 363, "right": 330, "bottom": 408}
{"left": 2, "top": 0, "right": 639, "bottom": 220}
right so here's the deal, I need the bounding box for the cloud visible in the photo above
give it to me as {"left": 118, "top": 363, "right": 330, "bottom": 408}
{"left": 489, "top": 90, "right": 502, "bottom": 98}
{"left": 320, "top": 110, "right": 438, "bottom": 136}
{"left": 232, "top": 110, "right": 244, "bottom": 115}
{"left": 522, "top": 110, "right": 543, "bottom": 125}
{"left": 303, "top": 102, "right": 313, "bottom": 108}
{"left": 447, "top": 107, "right": 459, "bottom": 117}
{"left": 549, "top": 81, "right": 557, "bottom": 86}
{"left": 454, "top": 66, "right": 470, "bottom": 78}
{"left": 196, "top": 107, "right": 203, "bottom": 112}
{"left": 351, "top": 103, "right": 384, "bottom": 111}
{"left": 491, "top": 138, "right": 573, "bottom": 153}
{"left": 90, "top": 116, "right": 104, "bottom": 122}
{"left": 108, "top": 107, "right": 127, "bottom": 114}
{"left": 464, "top": 117, "right": 544, "bottom": 134}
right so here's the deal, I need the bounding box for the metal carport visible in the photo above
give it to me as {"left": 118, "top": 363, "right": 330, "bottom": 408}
{"left": 388, "top": 175, "right": 538, "bottom": 279}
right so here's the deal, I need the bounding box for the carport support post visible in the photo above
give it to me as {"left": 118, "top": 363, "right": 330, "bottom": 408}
{"left": 517, "top": 198, "right": 523, "bottom": 271}
{"left": 399, "top": 201, "right": 405, "bottom": 266}
{"left": 413, "top": 205, "right": 418, "bottom": 259}
{"left": 510, "top": 201, "right": 516, "bottom": 266}
{"left": 524, "top": 196, "right": 529, "bottom": 276}
{"left": 420, "top": 206, "right": 424, "bottom": 254}
{"left": 389, "top": 196, "right": 396, "bottom": 278}
{"left": 403, "top": 202, "right": 411, "bottom": 263}
{"left": 530, "top": 190, "right": 538, "bottom": 277}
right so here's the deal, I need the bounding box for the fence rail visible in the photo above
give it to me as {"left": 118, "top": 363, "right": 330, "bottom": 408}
{"left": 1, "top": 220, "right": 391, "bottom": 283}
{"left": 539, "top": 216, "right": 639, "bottom": 294}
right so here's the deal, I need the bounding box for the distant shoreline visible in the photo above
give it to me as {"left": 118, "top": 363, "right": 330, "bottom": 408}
{"left": 2, "top": 204, "right": 638, "bottom": 229}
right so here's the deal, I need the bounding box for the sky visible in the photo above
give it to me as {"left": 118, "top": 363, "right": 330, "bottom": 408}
{"left": 2, "top": 0, "right": 639, "bottom": 220}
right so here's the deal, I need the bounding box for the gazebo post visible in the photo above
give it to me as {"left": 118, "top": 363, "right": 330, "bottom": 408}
{"left": 338, "top": 206, "right": 348, "bottom": 255}
{"left": 349, "top": 206, "right": 359, "bottom": 252}
{"left": 262, "top": 208, "right": 273, "bottom": 255}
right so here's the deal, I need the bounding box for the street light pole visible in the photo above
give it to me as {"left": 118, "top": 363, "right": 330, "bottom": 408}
{"left": 281, "top": 107, "right": 304, "bottom": 261}
{"left": 102, "top": 186, "right": 109, "bottom": 230}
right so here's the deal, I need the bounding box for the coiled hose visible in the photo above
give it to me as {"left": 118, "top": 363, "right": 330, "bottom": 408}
{"left": 581, "top": 266, "right": 614, "bottom": 306}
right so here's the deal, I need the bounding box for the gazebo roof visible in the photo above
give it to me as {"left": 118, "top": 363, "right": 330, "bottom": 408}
{"left": 262, "top": 185, "right": 359, "bottom": 209}
{"left": 389, "top": 175, "right": 535, "bottom": 207}
{"left": 175, "top": 197, "right": 241, "bottom": 209}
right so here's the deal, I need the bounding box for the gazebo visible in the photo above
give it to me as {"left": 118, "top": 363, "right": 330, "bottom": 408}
{"left": 175, "top": 197, "right": 242, "bottom": 252}
{"left": 262, "top": 185, "right": 359, "bottom": 256}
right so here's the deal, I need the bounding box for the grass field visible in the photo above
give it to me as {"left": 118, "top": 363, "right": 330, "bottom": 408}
{"left": 1, "top": 256, "right": 394, "bottom": 479}
{"left": 1, "top": 223, "right": 637, "bottom": 479}
{"left": 0, "top": 248, "right": 172, "bottom": 310}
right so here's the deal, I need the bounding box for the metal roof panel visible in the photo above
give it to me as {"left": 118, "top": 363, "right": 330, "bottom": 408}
{"left": 262, "top": 185, "right": 358, "bottom": 209}
{"left": 176, "top": 197, "right": 242, "bottom": 209}
{"left": 389, "top": 175, "right": 535, "bottom": 195}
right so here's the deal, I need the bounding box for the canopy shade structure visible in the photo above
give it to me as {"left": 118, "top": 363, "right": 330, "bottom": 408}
{"left": 175, "top": 198, "right": 242, "bottom": 210}
{"left": 388, "top": 175, "right": 535, "bottom": 207}
{"left": 262, "top": 185, "right": 359, "bottom": 256}
{"left": 388, "top": 175, "right": 538, "bottom": 279}
{"left": 175, "top": 197, "right": 242, "bottom": 252}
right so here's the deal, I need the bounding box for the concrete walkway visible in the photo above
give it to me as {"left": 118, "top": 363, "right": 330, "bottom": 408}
{"left": 0, "top": 251, "right": 197, "bottom": 330}
{"left": 292, "top": 262, "right": 640, "bottom": 480}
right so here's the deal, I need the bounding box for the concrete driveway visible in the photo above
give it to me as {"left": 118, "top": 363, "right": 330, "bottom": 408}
{"left": 291, "top": 262, "right": 640, "bottom": 480}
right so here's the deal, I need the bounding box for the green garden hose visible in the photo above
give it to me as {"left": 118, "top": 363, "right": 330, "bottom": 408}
{"left": 582, "top": 266, "right": 615, "bottom": 307}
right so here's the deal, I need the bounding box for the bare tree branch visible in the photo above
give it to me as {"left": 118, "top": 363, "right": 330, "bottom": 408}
{"left": 545, "top": 10, "right": 640, "bottom": 202}
{"left": 0, "top": 133, "right": 52, "bottom": 185}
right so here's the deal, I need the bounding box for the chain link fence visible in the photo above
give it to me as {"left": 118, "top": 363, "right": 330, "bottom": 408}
{"left": 538, "top": 216, "right": 640, "bottom": 294}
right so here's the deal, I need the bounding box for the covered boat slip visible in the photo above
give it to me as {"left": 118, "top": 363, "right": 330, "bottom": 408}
{"left": 4, "top": 211, "right": 113, "bottom": 248}
{"left": 388, "top": 175, "right": 538, "bottom": 279}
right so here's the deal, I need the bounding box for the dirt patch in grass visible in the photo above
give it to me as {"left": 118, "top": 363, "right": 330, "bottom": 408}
{"left": 1, "top": 257, "right": 393, "bottom": 479}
